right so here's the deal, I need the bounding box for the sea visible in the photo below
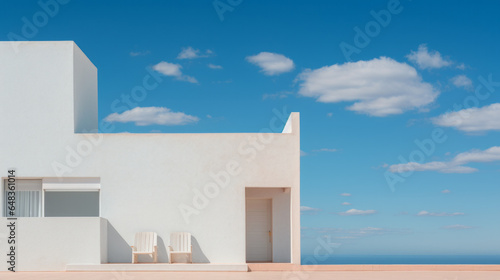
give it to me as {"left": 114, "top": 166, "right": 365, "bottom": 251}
{"left": 301, "top": 255, "right": 500, "bottom": 265}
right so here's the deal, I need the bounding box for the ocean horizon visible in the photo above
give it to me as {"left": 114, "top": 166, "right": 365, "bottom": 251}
{"left": 301, "top": 255, "right": 500, "bottom": 265}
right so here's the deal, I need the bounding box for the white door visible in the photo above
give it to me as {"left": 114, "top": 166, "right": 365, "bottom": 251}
{"left": 246, "top": 198, "right": 272, "bottom": 262}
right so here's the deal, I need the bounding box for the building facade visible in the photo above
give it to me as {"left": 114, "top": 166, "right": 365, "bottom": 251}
{"left": 0, "top": 41, "right": 300, "bottom": 271}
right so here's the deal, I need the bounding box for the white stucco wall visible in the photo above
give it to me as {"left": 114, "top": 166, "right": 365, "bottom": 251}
{"left": 0, "top": 41, "right": 300, "bottom": 270}
{"left": 0, "top": 217, "right": 105, "bottom": 271}
{"left": 73, "top": 43, "right": 98, "bottom": 133}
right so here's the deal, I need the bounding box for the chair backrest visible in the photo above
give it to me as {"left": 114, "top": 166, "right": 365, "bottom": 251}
{"left": 170, "top": 232, "right": 191, "bottom": 251}
{"left": 134, "top": 232, "right": 157, "bottom": 252}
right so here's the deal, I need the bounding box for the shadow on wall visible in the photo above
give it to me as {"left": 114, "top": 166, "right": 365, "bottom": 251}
{"left": 157, "top": 236, "right": 168, "bottom": 263}
{"left": 107, "top": 221, "right": 210, "bottom": 264}
{"left": 107, "top": 222, "right": 132, "bottom": 263}
{"left": 192, "top": 236, "right": 209, "bottom": 263}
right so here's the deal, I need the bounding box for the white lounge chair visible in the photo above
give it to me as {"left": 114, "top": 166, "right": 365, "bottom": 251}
{"left": 131, "top": 232, "right": 158, "bottom": 264}
{"left": 167, "top": 232, "right": 192, "bottom": 263}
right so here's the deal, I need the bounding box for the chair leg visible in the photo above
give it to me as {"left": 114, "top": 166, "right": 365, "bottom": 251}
{"left": 153, "top": 252, "right": 158, "bottom": 263}
{"left": 132, "top": 253, "right": 138, "bottom": 264}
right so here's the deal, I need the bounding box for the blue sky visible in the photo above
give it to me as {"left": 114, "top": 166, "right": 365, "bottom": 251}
{"left": 2, "top": 0, "right": 500, "bottom": 256}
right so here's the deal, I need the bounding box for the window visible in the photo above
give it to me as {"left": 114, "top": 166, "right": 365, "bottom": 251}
{"left": 44, "top": 191, "right": 99, "bottom": 217}
{"left": 2, "top": 178, "right": 100, "bottom": 217}
{"left": 43, "top": 178, "right": 100, "bottom": 217}
{"left": 3, "top": 179, "right": 42, "bottom": 217}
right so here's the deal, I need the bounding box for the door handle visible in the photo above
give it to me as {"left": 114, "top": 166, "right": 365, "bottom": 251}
{"left": 269, "top": 230, "right": 272, "bottom": 242}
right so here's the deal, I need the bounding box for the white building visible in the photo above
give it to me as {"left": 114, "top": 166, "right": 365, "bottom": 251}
{"left": 0, "top": 41, "right": 301, "bottom": 271}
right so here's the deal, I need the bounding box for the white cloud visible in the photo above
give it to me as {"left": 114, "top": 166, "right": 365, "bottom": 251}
{"left": 432, "top": 103, "right": 500, "bottom": 132}
{"left": 178, "top": 47, "right": 199, "bottom": 59}
{"left": 389, "top": 146, "right": 500, "bottom": 174}
{"left": 303, "top": 226, "right": 410, "bottom": 240}
{"left": 152, "top": 61, "right": 198, "bottom": 83}
{"left": 301, "top": 206, "right": 321, "bottom": 215}
{"left": 297, "top": 57, "right": 439, "bottom": 117}
{"left": 406, "top": 44, "right": 452, "bottom": 69}
{"left": 453, "top": 146, "right": 500, "bottom": 164}
{"left": 327, "top": 112, "right": 333, "bottom": 117}
{"left": 262, "top": 91, "right": 293, "bottom": 100}
{"left": 338, "top": 209, "right": 376, "bottom": 216}
{"left": 450, "top": 75, "right": 472, "bottom": 89}
{"left": 441, "top": 189, "right": 451, "bottom": 194}
{"left": 301, "top": 206, "right": 320, "bottom": 211}
{"left": 300, "top": 150, "right": 308, "bottom": 157}
{"left": 341, "top": 202, "right": 351, "bottom": 206}
{"left": 417, "top": 210, "right": 464, "bottom": 217}
{"left": 301, "top": 206, "right": 319, "bottom": 211}
{"left": 104, "top": 107, "right": 199, "bottom": 126}
{"left": 360, "top": 227, "right": 383, "bottom": 231}
{"left": 208, "top": 63, "right": 223, "bottom": 69}
{"left": 129, "top": 50, "right": 150, "bottom": 57}
{"left": 442, "top": 224, "right": 473, "bottom": 230}
{"left": 313, "top": 148, "right": 338, "bottom": 153}
{"left": 212, "top": 80, "right": 232, "bottom": 84}
{"left": 179, "top": 76, "right": 198, "bottom": 83}
{"left": 389, "top": 161, "right": 477, "bottom": 174}
{"left": 177, "top": 46, "right": 212, "bottom": 59}
{"left": 153, "top": 61, "right": 182, "bottom": 76}
{"left": 246, "top": 52, "right": 295, "bottom": 75}
{"left": 340, "top": 193, "right": 351, "bottom": 197}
